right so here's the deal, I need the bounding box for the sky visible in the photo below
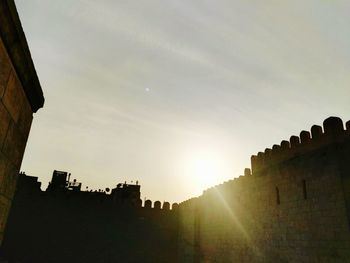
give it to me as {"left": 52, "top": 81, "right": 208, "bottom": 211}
{"left": 16, "top": 0, "right": 350, "bottom": 203}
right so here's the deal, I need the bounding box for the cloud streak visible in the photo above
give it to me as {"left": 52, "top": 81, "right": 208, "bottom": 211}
{"left": 16, "top": 0, "right": 350, "bottom": 202}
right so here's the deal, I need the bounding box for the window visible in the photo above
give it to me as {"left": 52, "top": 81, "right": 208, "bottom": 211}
{"left": 276, "top": 187, "right": 280, "bottom": 205}
{"left": 302, "top": 180, "right": 307, "bottom": 200}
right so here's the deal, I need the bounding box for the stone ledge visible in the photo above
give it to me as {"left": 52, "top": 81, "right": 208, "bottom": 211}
{"left": 0, "top": 0, "right": 44, "bottom": 112}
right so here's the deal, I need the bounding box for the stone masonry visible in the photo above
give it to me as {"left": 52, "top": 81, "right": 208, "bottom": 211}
{"left": 0, "top": 0, "right": 44, "bottom": 245}
{"left": 178, "top": 117, "right": 350, "bottom": 263}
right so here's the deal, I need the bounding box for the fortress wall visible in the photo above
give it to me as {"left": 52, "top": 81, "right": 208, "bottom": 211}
{"left": 0, "top": 1, "right": 44, "bottom": 245}
{"left": 2, "top": 188, "right": 180, "bottom": 263}
{"left": 177, "top": 198, "right": 199, "bottom": 263}
{"left": 178, "top": 117, "right": 350, "bottom": 263}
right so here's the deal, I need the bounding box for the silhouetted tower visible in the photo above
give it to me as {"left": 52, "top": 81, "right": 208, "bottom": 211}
{"left": 111, "top": 182, "right": 141, "bottom": 207}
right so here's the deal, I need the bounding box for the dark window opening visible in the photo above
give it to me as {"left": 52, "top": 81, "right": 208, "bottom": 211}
{"left": 276, "top": 187, "right": 280, "bottom": 205}
{"left": 302, "top": 180, "right": 307, "bottom": 200}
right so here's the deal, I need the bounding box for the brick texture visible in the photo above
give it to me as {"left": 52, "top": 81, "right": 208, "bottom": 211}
{"left": 178, "top": 119, "right": 350, "bottom": 263}
{"left": 0, "top": 40, "right": 11, "bottom": 98}
{"left": 0, "top": 36, "right": 33, "bottom": 245}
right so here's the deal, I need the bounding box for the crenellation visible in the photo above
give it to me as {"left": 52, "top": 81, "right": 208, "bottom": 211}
{"left": 177, "top": 116, "right": 350, "bottom": 263}
{"left": 272, "top": 144, "right": 281, "bottom": 152}
{"left": 248, "top": 118, "right": 350, "bottom": 178}
{"left": 323, "top": 116, "right": 344, "bottom": 135}
{"left": 255, "top": 152, "right": 264, "bottom": 172}
{"left": 264, "top": 148, "right": 272, "bottom": 155}
{"left": 311, "top": 125, "right": 323, "bottom": 139}
{"left": 172, "top": 203, "right": 179, "bottom": 210}
{"left": 251, "top": 155, "right": 258, "bottom": 173}
{"left": 144, "top": 199, "right": 152, "bottom": 208}
{"left": 154, "top": 200, "right": 161, "bottom": 209}
{"left": 300, "top": 130, "right": 311, "bottom": 144}
{"left": 163, "top": 201, "right": 170, "bottom": 210}
{"left": 280, "top": 140, "right": 290, "bottom": 150}
{"left": 290, "top": 135, "right": 300, "bottom": 148}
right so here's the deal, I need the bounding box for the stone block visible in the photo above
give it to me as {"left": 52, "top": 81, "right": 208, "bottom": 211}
{"left": 0, "top": 38, "right": 11, "bottom": 98}
{"left": 2, "top": 121, "right": 26, "bottom": 167}
{"left": 0, "top": 152, "right": 6, "bottom": 187}
{"left": 17, "top": 95, "right": 33, "bottom": 137}
{"left": 0, "top": 161, "right": 18, "bottom": 200}
{"left": 2, "top": 71, "right": 24, "bottom": 122}
{"left": 0, "top": 195, "right": 10, "bottom": 233}
{"left": 0, "top": 102, "right": 11, "bottom": 148}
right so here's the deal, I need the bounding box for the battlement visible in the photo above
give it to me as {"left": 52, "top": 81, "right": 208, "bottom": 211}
{"left": 178, "top": 197, "right": 199, "bottom": 210}
{"left": 143, "top": 199, "right": 179, "bottom": 211}
{"left": 176, "top": 117, "right": 350, "bottom": 262}
{"left": 179, "top": 116, "right": 350, "bottom": 204}
{"left": 250, "top": 117, "right": 350, "bottom": 174}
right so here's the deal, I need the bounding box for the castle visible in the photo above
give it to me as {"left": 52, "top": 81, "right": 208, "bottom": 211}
{"left": 1, "top": 1, "right": 350, "bottom": 262}
{"left": 1, "top": 116, "right": 350, "bottom": 263}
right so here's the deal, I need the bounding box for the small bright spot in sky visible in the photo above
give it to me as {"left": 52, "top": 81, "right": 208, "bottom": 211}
{"left": 145, "top": 88, "right": 150, "bottom": 92}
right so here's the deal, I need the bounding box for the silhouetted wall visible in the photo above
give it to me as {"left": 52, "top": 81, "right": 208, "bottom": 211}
{"left": 178, "top": 117, "right": 350, "bottom": 263}
{"left": 2, "top": 183, "right": 179, "bottom": 263}
{"left": 0, "top": 0, "right": 44, "bottom": 245}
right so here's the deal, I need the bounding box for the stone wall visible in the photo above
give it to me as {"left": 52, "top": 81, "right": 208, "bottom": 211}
{"left": 2, "top": 185, "right": 180, "bottom": 263}
{"left": 178, "top": 117, "right": 350, "bottom": 263}
{"left": 0, "top": 0, "right": 44, "bottom": 245}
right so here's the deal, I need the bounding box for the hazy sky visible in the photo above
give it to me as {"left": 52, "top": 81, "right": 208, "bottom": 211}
{"left": 16, "top": 0, "right": 350, "bottom": 203}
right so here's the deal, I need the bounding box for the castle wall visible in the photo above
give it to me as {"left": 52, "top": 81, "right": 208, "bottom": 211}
{"left": 177, "top": 198, "right": 199, "bottom": 262}
{"left": 2, "top": 186, "right": 179, "bottom": 263}
{"left": 0, "top": 0, "right": 44, "bottom": 245}
{"left": 178, "top": 117, "right": 350, "bottom": 263}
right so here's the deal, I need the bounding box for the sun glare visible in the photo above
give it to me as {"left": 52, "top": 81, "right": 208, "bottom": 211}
{"left": 193, "top": 158, "right": 219, "bottom": 189}
{"left": 185, "top": 150, "right": 226, "bottom": 195}
{"left": 180, "top": 140, "right": 234, "bottom": 197}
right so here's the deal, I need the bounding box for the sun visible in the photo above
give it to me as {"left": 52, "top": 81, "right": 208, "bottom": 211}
{"left": 180, "top": 141, "right": 232, "bottom": 196}
{"left": 188, "top": 153, "right": 223, "bottom": 194}
{"left": 193, "top": 158, "right": 218, "bottom": 187}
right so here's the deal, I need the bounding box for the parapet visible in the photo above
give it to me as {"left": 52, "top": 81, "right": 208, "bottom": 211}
{"left": 178, "top": 116, "right": 350, "bottom": 211}
{"left": 154, "top": 201, "right": 161, "bottom": 209}
{"left": 251, "top": 117, "right": 350, "bottom": 174}
{"left": 163, "top": 202, "right": 170, "bottom": 210}
{"left": 0, "top": 0, "right": 44, "bottom": 112}
{"left": 143, "top": 199, "right": 178, "bottom": 211}
{"left": 172, "top": 203, "right": 179, "bottom": 210}
{"left": 145, "top": 199, "right": 152, "bottom": 209}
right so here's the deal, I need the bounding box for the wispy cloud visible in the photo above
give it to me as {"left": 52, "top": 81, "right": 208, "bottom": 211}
{"left": 16, "top": 0, "right": 350, "bottom": 202}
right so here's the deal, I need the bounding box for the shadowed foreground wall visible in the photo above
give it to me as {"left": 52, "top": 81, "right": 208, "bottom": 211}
{"left": 3, "top": 188, "right": 179, "bottom": 263}
{"left": 178, "top": 117, "right": 350, "bottom": 263}
{"left": 0, "top": 0, "right": 44, "bottom": 245}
